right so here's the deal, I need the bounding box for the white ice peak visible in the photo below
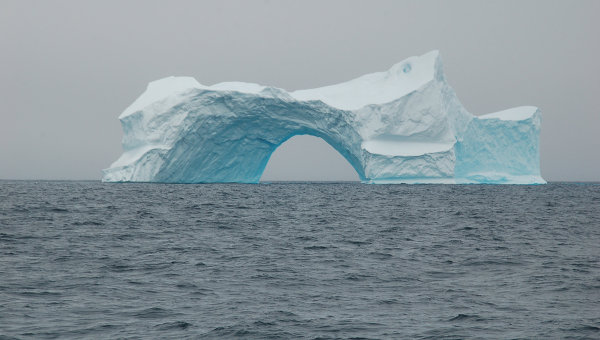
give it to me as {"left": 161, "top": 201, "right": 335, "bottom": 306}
{"left": 121, "top": 50, "right": 440, "bottom": 118}
{"left": 291, "top": 50, "right": 440, "bottom": 110}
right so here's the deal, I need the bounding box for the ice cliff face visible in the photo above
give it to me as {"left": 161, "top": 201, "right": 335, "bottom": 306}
{"left": 103, "top": 51, "right": 545, "bottom": 184}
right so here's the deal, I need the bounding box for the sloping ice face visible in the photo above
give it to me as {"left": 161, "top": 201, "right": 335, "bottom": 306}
{"left": 103, "top": 51, "right": 545, "bottom": 184}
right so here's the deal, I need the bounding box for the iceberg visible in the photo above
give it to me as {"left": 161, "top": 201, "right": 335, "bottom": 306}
{"left": 103, "top": 51, "right": 545, "bottom": 184}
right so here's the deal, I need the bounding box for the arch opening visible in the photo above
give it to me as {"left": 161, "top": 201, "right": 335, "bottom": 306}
{"left": 260, "top": 135, "right": 360, "bottom": 182}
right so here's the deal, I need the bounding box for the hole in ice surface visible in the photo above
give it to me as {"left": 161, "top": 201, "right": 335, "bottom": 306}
{"left": 403, "top": 63, "right": 412, "bottom": 73}
{"left": 260, "top": 135, "right": 359, "bottom": 182}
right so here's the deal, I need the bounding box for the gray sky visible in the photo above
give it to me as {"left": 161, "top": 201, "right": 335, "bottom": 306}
{"left": 1, "top": 0, "right": 598, "bottom": 181}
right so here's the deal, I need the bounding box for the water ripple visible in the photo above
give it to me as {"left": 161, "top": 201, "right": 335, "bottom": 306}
{"left": 0, "top": 181, "right": 599, "bottom": 339}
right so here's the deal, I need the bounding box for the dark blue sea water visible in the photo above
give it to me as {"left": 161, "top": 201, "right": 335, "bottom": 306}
{"left": 1, "top": 181, "right": 599, "bottom": 339}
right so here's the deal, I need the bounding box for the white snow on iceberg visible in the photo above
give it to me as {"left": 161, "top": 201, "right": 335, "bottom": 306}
{"left": 103, "top": 51, "right": 545, "bottom": 184}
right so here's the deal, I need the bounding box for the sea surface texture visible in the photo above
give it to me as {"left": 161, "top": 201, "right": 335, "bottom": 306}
{"left": 1, "top": 181, "right": 599, "bottom": 339}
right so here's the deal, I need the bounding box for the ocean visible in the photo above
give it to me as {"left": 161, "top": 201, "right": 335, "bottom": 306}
{"left": 1, "top": 181, "right": 599, "bottom": 339}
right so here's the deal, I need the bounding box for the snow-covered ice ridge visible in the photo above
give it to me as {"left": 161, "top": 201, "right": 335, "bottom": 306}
{"left": 103, "top": 51, "right": 545, "bottom": 184}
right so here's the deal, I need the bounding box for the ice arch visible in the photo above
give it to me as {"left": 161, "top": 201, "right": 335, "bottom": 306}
{"left": 104, "top": 89, "right": 367, "bottom": 183}
{"left": 103, "top": 51, "right": 545, "bottom": 184}
{"left": 260, "top": 135, "right": 361, "bottom": 181}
